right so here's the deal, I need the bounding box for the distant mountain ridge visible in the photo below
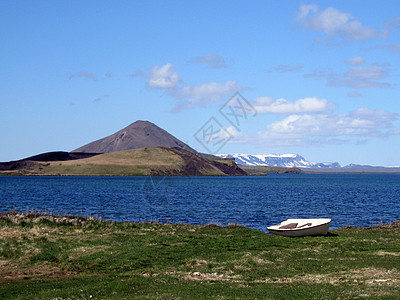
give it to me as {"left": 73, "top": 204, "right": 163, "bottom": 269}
{"left": 215, "top": 153, "right": 341, "bottom": 169}
{"left": 72, "top": 120, "right": 195, "bottom": 154}
{"left": 2, "top": 119, "right": 399, "bottom": 175}
{"left": 215, "top": 153, "right": 400, "bottom": 173}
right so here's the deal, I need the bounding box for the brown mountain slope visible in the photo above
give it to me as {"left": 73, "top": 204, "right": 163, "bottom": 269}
{"left": 9, "top": 147, "right": 247, "bottom": 176}
{"left": 72, "top": 120, "right": 196, "bottom": 153}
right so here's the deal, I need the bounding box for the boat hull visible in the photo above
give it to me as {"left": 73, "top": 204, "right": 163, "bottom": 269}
{"left": 267, "top": 218, "right": 331, "bottom": 237}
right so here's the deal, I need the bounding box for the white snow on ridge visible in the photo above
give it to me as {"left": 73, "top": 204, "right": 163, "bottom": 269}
{"left": 216, "top": 153, "right": 341, "bottom": 169}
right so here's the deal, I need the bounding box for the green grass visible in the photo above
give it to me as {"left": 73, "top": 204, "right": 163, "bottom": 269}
{"left": 0, "top": 214, "right": 399, "bottom": 299}
{"left": 38, "top": 163, "right": 157, "bottom": 176}
{"left": 36, "top": 147, "right": 186, "bottom": 176}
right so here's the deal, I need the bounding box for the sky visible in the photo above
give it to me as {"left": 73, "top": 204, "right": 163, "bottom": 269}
{"left": 1, "top": 1, "right": 399, "bottom": 166}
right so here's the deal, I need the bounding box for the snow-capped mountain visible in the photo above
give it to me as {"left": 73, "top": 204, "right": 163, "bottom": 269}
{"left": 215, "top": 153, "right": 341, "bottom": 169}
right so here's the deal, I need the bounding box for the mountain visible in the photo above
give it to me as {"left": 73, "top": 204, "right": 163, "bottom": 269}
{"left": 1, "top": 147, "right": 246, "bottom": 176}
{"left": 72, "top": 120, "right": 196, "bottom": 153}
{"left": 215, "top": 153, "right": 341, "bottom": 169}
{"left": 0, "top": 121, "right": 248, "bottom": 176}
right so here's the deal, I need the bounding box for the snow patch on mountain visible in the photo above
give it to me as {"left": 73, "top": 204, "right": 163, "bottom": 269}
{"left": 216, "top": 153, "right": 341, "bottom": 169}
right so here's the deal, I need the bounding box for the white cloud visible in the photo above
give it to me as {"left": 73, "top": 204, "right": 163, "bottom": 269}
{"left": 296, "top": 5, "right": 378, "bottom": 41}
{"left": 296, "top": 4, "right": 318, "bottom": 20}
{"left": 382, "top": 17, "right": 400, "bottom": 38}
{"left": 304, "top": 63, "right": 391, "bottom": 88}
{"left": 345, "top": 56, "right": 366, "bottom": 66}
{"left": 330, "top": 63, "right": 391, "bottom": 88}
{"left": 169, "top": 81, "right": 244, "bottom": 112}
{"left": 135, "top": 63, "right": 244, "bottom": 112}
{"left": 350, "top": 107, "right": 397, "bottom": 125}
{"left": 207, "top": 126, "right": 243, "bottom": 142}
{"left": 147, "top": 63, "right": 181, "bottom": 89}
{"left": 252, "top": 97, "right": 335, "bottom": 114}
{"left": 191, "top": 53, "right": 229, "bottom": 69}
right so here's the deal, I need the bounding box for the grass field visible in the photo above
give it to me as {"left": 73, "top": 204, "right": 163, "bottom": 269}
{"left": 36, "top": 147, "right": 186, "bottom": 176}
{"left": 1, "top": 212, "right": 399, "bottom": 299}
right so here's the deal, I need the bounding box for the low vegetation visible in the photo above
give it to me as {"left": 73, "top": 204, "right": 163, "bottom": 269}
{"left": 1, "top": 212, "right": 399, "bottom": 299}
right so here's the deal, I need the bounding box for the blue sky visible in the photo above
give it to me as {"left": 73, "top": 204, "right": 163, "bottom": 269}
{"left": 1, "top": 0, "right": 399, "bottom": 166}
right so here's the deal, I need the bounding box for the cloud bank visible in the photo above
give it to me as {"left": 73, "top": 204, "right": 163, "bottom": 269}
{"left": 225, "top": 94, "right": 399, "bottom": 148}
{"left": 230, "top": 108, "right": 399, "bottom": 148}
{"left": 169, "top": 81, "right": 243, "bottom": 112}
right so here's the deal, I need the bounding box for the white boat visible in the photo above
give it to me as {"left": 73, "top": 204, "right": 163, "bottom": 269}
{"left": 267, "top": 218, "right": 331, "bottom": 237}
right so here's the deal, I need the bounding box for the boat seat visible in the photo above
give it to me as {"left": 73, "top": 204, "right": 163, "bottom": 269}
{"left": 297, "top": 223, "right": 312, "bottom": 228}
{"left": 279, "top": 223, "right": 298, "bottom": 229}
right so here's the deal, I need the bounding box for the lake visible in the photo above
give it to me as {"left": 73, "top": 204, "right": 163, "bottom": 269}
{"left": 1, "top": 174, "right": 399, "bottom": 232}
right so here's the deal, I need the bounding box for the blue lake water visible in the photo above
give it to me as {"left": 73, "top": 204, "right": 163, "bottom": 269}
{"left": 0, "top": 174, "right": 399, "bottom": 232}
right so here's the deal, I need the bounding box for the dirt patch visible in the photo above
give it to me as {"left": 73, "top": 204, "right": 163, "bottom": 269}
{"left": 0, "top": 227, "right": 24, "bottom": 239}
{"left": 251, "top": 256, "right": 273, "bottom": 265}
{"left": 183, "top": 272, "right": 241, "bottom": 281}
{"left": 365, "top": 278, "right": 397, "bottom": 286}
{"left": 233, "top": 264, "right": 251, "bottom": 271}
{"left": 0, "top": 262, "right": 77, "bottom": 283}
{"left": 239, "top": 253, "right": 273, "bottom": 265}
{"left": 375, "top": 251, "right": 400, "bottom": 256}
{"left": 256, "top": 267, "right": 400, "bottom": 286}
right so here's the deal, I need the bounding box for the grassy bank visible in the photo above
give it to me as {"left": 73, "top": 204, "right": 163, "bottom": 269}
{"left": 1, "top": 212, "right": 399, "bottom": 299}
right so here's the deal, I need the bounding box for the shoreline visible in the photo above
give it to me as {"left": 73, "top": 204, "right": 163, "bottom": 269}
{"left": 1, "top": 210, "right": 399, "bottom": 230}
